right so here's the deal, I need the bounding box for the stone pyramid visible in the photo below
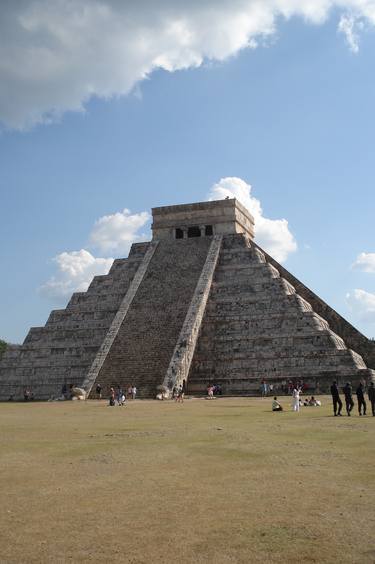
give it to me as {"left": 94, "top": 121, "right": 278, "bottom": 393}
{"left": 1, "top": 199, "right": 374, "bottom": 400}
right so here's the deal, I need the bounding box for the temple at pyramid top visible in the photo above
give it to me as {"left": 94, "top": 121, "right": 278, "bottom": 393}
{"left": 152, "top": 198, "right": 255, "bottom": 240}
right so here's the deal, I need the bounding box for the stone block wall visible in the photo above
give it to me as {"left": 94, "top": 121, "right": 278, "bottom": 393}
{"left": 188, "top": 234, "right": 374, "bottom": 395}
{"left": 255, "top": 243, "right": 375, "bottom": 370}
{"left": 0, "top": 243, "right": 149, "bottom": 400}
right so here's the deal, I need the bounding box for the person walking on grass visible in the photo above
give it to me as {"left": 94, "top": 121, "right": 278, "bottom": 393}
{"left": 368, "top": 382, "right": 375, "bottom": 416}
{"left": 330, "top": 380, "right": 342, "bottom": 416}
{"left": 343, "top": 382, "right": 354, "bottom": 416}
{"left": 356, "top": 382, "right": 367, "bottom": 416}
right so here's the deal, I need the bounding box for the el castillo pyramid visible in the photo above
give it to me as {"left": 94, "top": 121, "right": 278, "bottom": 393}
{"left": 1, "top": 198, "right": 374, "bottom": 400}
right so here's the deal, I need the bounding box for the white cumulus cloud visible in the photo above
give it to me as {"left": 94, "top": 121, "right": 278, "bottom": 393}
{"left": 1, "top": 1, "right": 375, "bottom": 129}
{"left": 90, "top": 208, "right": 150, "bottom": 254}
{"left": 352, "top": 252, "right": 375, "bottom": 273}
{"left": 40, "top": 205, "right": 150, "bottom": 299}
{"left": 346, "top": 289, "right": 375, "bottom": 321}
{"left": 39, "top": 249, "right": 113, "bottom": 301}
{"left": 208, "top": 177, "right": 297, "bottom": 262}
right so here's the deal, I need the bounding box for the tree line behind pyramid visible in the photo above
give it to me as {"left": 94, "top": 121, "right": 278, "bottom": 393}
{"left": 0, "top": 199, "right": 374, "bottom": 400}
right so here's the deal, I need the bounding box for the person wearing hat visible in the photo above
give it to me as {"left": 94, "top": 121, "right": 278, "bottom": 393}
{"left": 343, "top": 382, "right": 354, "bottom": 416}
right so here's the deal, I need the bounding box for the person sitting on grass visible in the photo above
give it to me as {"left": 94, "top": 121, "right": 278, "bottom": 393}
{"left": 272, "top": 397, "right": 283, "bottom": 412}
{"left": 309, "top": 396, "right": 321, "bottom": 407}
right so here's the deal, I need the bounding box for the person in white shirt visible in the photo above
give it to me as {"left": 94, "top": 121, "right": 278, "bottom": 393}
{"left": 292, "top": 388, "right": 301, "bottom": 412}
{"left": 132, "top": 385, "right": 137, "bottom": 400}
{"left": 272, "top": 397, "right": 283, "bottom": 412}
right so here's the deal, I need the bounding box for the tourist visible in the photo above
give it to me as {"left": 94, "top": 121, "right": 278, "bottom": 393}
{"left": 292, "top": 387, "right": 301, "bottom": 412}
{"left": 96, "top": 383, "right": 102, "bottom": 399}
{"left": 330, "top": 380, "right": 343, "bottom": 416}
{"left": 117, "top": 387, "right": 125, "bottom": 405}
{"left": 310, "top": 396, "right": 321, "bottom": 406}
{"left": 368, "top": 382, "right": 375, "bottom": 416}
{"left": 109, "top": 387, "right": 115, "bottom": 406}
{"left": 23, "top": 388, "right": 30, "bottom": 401}
{"left": 127, "top": 385, "right": 132, "bottom": 400}
{"left": 356, "top": 382, "right": 367, "bottom": 416}
{"left": 261, "top": 380, "right": 268, "bottom": 398}
{"left": 61, "top": 382, "right": 68, "bottom": 399}
{"left": 343, "top": 382, "right": 354, "bottom": 416}
{"left": 132, "top": 385, "right": 137, "bottom": 400}
{"left": 177, "top": 385, "right": 184, "bottom": 403}
{"left": 207, "top": 385, "right": 214, "bottom": 399}
{"left": 272, "top": 397, "right": 283, "bottom": 412}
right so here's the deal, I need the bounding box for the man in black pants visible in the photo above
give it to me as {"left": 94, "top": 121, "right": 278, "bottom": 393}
{"left": 356, "top": 382, "right": 367, "bottom": 416}
{"left": 330, "top": 381, "right": 342, "bottom": 416}
{"left": 368, "top": 382, "right": 375, "bottom": 416}
{"left": 343, "top": 382, "right": 354, "bottom": 416}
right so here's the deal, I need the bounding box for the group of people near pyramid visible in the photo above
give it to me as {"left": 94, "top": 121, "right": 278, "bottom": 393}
{"left": 330, "top": 380, "right": 375, "bottom": 417}
{"left": 271, "top": 380, "right": 375, "bottom": 416}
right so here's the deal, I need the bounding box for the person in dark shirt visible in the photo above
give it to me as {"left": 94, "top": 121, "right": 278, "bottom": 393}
{"left": 356, "top": 382, "right": 366, "bottom": 416}
{"left": 368, "top": 382, "right": 375, "bottom": 416}
{"left": 330, "top": 381, "right": 342, "bottom": 416}
{"left": 343, "top": 382, "right": 354, "bottom": 416}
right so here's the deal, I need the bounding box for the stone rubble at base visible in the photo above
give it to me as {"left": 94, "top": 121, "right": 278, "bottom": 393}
{"left": 1, "top": 198, "right": 374, "bottom": 400}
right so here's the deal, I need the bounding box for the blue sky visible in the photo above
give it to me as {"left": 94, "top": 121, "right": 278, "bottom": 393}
{"left": 0, "top": 2, "right": 375, "bottom": 343}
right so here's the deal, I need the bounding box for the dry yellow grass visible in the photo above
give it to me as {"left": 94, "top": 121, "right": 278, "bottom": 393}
{"left": 0, "top": 396, "right": 374, "bottom": 563}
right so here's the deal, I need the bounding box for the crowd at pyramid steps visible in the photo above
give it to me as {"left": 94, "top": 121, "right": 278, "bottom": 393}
{"left": 1, "top": 198, "right": 375, "bottom": 400}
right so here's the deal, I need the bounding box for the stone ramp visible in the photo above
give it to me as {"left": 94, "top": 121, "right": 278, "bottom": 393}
{"left": 188, "top": 234, "right": 373, "bottom": 395}
{"left": 91, "top": 237, "right": 212, "bottom": 398}
{"left": 0, "top": 243, "right": 148, "bottom": 400}
{"left": 82, "top": 241, "right": 159, "bottom": 397}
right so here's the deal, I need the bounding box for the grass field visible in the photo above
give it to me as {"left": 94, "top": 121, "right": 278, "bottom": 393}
{"left": 0, "top": 396, "right": 374, "bottom": 563}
